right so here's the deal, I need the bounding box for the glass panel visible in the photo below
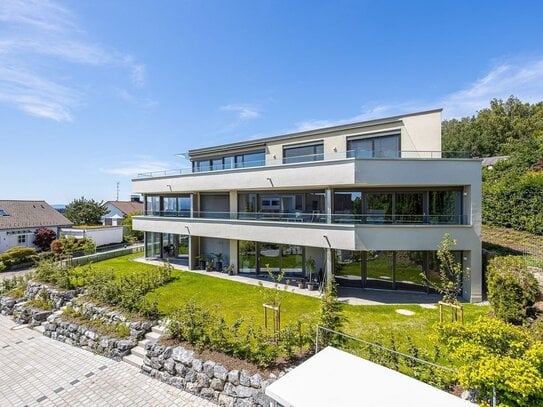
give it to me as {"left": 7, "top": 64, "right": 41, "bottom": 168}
{"left": 238, "top": 193, "right": 257, "bottom": 219}
{"left": 195, "top": 160, "right": 211, "bottom": 172}
{"left": 177, "top": 197, "right": 191, "bottom": 217}
{"left": 145, "top": 232, "right": 161, "bottom": 257}
{"left": 260, "top": 243, "right": 281, "bottom": 272}
{"left": 239, "top": 241, "right": 257, "bottom": 273}
{"left": 430, "top": 190, "right": 462, "bottom": 224}
{"left": 211, "top": 158, "right": 223, "bottom": 170}
{"left": 429, "top": 251, "right": 463, "bottom": 289}
{"left": 334, "top": 192, "right": 362, "bottom": 223}
{"left": 365, "top": 251, "right": 394, "bottom": 289}
{"left": 283, "top": 144, "right": 324, "bottom": 164}
{"left": 304, "top": 192, "right": 325, "bottom": 222}
{"left": 334, "top": 250, "right": 362, "bottom": 287}
{"left": 260, "top": 195, "right": 281, "bottom": 214}
{"left": 146, "top": 196, "right": 160, "bottom": 215}
{"left": 347, "top": 139, "right": 372, "bottom": 158}
{"left": 374, "top": 135, "right": 400, "bottom": 158}
{"left": 163, "top": 197, "right": 177, "bottom": 216}
{"left": 281, "top": 245, "right": 303, "bottom": 275}
{"left": 178, "top": 235, "right": 189, "bottom": 255}
{"left": 237, "top": 151, "right": 265, "bottom": 168}
{"left": 224, "top": 156, "right": 234, "bottom": 170}
{"left": 395, "top": 192, "right": 424, "bottom": 223}
{"left": 366, "top": 193, "right": 393, "bottom": 223}
{"left": 395, "top": 251, "right": 426, "bottom": 291}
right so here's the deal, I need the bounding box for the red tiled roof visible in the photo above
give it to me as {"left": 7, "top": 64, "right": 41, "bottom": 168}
{"left": 107, "top": 201, "right": 144, "bottom": 216}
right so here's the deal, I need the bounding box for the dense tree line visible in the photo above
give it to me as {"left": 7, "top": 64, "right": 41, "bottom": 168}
{"left": 442, "top": 96, "right": 543, "bottom": 235}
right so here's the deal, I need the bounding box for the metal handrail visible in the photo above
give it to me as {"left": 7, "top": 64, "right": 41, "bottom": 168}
{"left": 136, "top": 149, "right": 472, "bottom": 178}
{"left": 142, "top": 210, "right": 469, "bottom": 225}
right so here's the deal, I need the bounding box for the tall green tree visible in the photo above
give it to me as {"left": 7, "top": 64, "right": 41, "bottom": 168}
{"left": 122, "top": 211, "right": 144, "bottom": 241}
{"left": 65, "top": 197, "right": 109, "bottom": 226}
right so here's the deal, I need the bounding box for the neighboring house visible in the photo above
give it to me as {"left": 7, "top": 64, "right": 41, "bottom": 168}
{"left": 61, "top": 226, "right": 124, "bottom": 247}
{"left": 102, "top": 197, "right": 143, "bottom": 226}
{"left": 132, "top": 109, "right": 483, "bottom": 302}
{"left": 0, "top": 200, "right": 73, "bottom": 253}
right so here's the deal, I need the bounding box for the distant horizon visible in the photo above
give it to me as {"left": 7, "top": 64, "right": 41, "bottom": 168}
{"left": 1, "top": 1, "right": 542, "bottom": 203}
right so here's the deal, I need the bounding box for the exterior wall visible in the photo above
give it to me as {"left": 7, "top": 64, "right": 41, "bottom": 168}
{"left": 102, "top": 204, "right": 125, "bottom": 224}
{"left": 61, "top": 226, "right": 124, "bottom": 247}
{"left": 0, "top": 226, "right": 62, "bottom": 253}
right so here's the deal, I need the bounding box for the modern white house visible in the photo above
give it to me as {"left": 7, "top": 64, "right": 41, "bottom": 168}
{"left": 0, "top": 200, "right": 73, "bottom": 253}
{"left": 132, "top": 109, "right": 483, "bottom": 302}
{"left": 101, "top": 197, "right": 144, "bottom": 226}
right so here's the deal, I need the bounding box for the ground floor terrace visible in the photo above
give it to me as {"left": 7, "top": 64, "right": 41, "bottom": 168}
{"left": 143, "top": 232, "right": 481, "bottom": 302}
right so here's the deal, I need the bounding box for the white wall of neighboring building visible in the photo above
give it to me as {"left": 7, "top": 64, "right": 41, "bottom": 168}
{"left": 102, "top": 204, "right": 125, "bottom": 225}
{"left": 0, "top": 227, "right": 62, "bottom": 253}
{"left": 61, "top": 226, "right": 123, "bottom": 247}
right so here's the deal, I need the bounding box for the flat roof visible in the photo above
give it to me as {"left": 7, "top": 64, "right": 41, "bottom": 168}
{"left": 188, "top": 108, "right": 442, "bottom": 158}
{"left": 265, "top": 346, "right": 474, "bottom": 407}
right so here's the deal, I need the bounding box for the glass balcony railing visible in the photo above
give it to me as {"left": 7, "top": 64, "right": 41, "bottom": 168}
{"left": 136, "top": 149, "right": 471, "bottom": 178}
{"left": 142, "top": 210, "right": 469, "bottom": 225}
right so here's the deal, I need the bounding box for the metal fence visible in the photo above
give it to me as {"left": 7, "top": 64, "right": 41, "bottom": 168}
{"left": 64, "top": 244, "right": 144, "bottom": 267}
{"left": 314, "top": 325, "right": 498, "bottom": 406}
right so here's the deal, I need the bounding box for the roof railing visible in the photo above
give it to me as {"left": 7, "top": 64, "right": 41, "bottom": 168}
{"left": 137, "top": 149, "right": 471, "bottom": 178}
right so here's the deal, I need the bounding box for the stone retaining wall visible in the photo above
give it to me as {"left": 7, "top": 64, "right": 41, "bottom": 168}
{"left": 24, "top": 282, "right": 82, "bottom": 308}
{"left": 142, "top": 342, "right": 282, "bottom": 407}
{"left": 0, "top": 295, "right": 18, "bottom": 316}
{"left": 43, "top": 314, "right": 138, "bottom": 360}
{"left": 12, "top": 302, "right": 52, "bottom": 326}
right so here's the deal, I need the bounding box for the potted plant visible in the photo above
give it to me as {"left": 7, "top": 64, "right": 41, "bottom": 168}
{"left": 205, "top": 255, "right": 214, "bottom": 272}
{"left": 214, "top": 252, "right": 224, "bottom": 272}
{"left": 297, "top": 279, "right": 306, "bottom": 289}
{"left": 306, "top": 257, "right": 317, "bottom": 290}
{"left": 196, "top": 255, "right": 206, "bottom": 270}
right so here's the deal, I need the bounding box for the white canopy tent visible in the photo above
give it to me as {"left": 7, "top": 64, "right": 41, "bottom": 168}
{"left": 265, "top": 346, "right": 475, "bottom": 407}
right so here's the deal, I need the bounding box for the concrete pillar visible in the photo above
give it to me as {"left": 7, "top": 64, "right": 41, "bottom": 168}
{"left": 325, "top": 188, "right": 333, "bottom": 224}
{"left": 464, "top": 250, "right": 483, "bottom": 302}
{"left": 189, "top": 236, "right": 200, "bottom": 270}
{"left": 325, "top": 248, "right": 333, "bottom": 286}
{"left": 229, "top": 240, "right": 238, "bottom": 273}
{"left": 229, "top": 191, "right": 238, "bottom": 220}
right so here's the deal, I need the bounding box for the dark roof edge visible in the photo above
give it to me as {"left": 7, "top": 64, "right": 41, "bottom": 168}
{"left": 188, "top": 108, "right": 443, "bottom": 157}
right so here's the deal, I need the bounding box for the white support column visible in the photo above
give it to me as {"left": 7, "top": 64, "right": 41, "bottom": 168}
{"left": 463, "top": 250, "right": 483, "bottom": 302}
{"left": 325, "top": 248, "right": 333, "bottom": 287}
{"left": 325, "top": 188, "right": 333, "bottom": 224}
{"left": 229, "top": 239, "right": 238, "bottom": 273}
{"left": 229, "top": 191, "right": 238, "bottom": 219}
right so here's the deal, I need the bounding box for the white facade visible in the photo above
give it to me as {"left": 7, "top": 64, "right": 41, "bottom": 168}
{"left": 0, "top": 226, "right": 63, "bottom": 253}
{"left": 61, "top": 226, "right": 124, "bottom": 247}
{"left": 132, "top": 110, "right": 483, "bottom": 302}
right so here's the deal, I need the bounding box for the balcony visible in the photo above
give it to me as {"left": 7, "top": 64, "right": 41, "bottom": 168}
{"left": 142, "top": 211, "right": 469, "bottom": 226}
{"left": 136, "top": 149, "right": 471, "bottom": 179}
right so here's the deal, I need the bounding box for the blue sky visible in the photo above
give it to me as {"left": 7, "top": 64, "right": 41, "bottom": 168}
{"left": 1, "top": 0, "right": 542, "bottom": 204}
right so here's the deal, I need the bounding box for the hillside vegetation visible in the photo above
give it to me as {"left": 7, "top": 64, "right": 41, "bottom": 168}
{"left": 443, "top": 96, "right": 543, "bottom": 235}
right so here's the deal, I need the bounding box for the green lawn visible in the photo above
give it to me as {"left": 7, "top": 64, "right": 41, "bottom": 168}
{"left": 81, "top": 253, "right": 490, "bottom": 365}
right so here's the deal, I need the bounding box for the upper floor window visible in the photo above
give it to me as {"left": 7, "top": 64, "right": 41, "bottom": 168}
{"left": 283, "top": 143, "right": 324, "bottom": 164}
{"left": 192, "top": 150, "right": 265, "bottom": 173}
{"left": 347, "top": 134, "right": 400, "bottom": 158}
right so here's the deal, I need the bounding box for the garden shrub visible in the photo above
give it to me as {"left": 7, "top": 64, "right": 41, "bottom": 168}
{"left": 440, "top": 317, "right": 543, "bottom": 406}
{"left": 33, "top": 259, "right": 89, "bottom": 290}
{"left": 0, "top": 261, "right": 5, "bottom": 272}
{"left": 0, "top": 274, "right": 31, "bottom": 297}
{"left": 0, "top": 246, "right": 36, "bottom": 267}
{"left": 50, "top": 237, "right": 96, "bottom": 257}
{"left": 487, "top": 256, "right": 541, "bottom": 324}
{"left": 33, "top": 228, "right": 57, "bottom": 251}
{"left": 168, "top": 300, "right": 314, "bottom": 368}
{"left": 85, "top": 263, "right": 172, "bottom": 318}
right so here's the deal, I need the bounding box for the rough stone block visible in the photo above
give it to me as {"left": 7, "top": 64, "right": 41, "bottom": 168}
{"left": 203, "top": 360, "right": 216, "bottom": 378}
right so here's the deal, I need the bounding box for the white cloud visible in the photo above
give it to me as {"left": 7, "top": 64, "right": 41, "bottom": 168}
{"left": 0, "top": 0, "right": 147, "bottom": 121}
{"left": 439, "top": 59, "right": 543, "bottom": 118}
{"left": 100, "top": 157, "right": 175, "bottom": 177}
{"left": 292, "top": 57, "right": 543, "bottom": 130}
{"left": 221, "top": 104, "right": 261, "bottom": 120}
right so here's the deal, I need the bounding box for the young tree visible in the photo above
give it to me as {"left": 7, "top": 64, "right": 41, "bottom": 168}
{"left": 424, "top": 233, "right": 466, "bottom": 305}
{"left": 65, "top": 197, "right": 109, "bottom": 225}
{"left": 33, "top": 228, "right": 57, "bottom": 251}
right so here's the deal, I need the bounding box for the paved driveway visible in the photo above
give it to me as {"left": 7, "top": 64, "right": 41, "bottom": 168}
{"left": 0, "top": 316, "right": 215, "bottom": 407}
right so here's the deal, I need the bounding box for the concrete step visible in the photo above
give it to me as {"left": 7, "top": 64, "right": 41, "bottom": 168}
{"left": 151, "top": 325, "right": 166, "bottom": 335}
{"left": 145, "top": 331, "right": 161, "bottom": 340}
{"left": 131, "top": 346, "right": 146, "bottom": 358}
{"left": 123, "top": 353, "right": 143, "bottom": 368}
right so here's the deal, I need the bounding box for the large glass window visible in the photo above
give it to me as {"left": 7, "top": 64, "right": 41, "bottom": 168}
{"left": 238, "top": 193, "right": 257, "bottom": 219}
{"left": 365, "top": 193, "right": 393, "bottom": 223}
{"left": 395, "top": 251, "right": 426, "bottom": 291}
{"left": 395, "top": 192, "right": 424, "bottom": 223}
{"left": 281, "top": 245, "right": 303, "bottom": 274}
{"left": 236, "top": 151, "right": 266, "bottom": 168}
{"left": 283, "top": 143, "right": 324, "bottom": 164}
{"left": 145, "top": 196, "right": 160, "bottom": 215}
{"left": 260, "top": 243, "right": 281, "bottom": 272}
{"left": 145, "top": 232, "right": 161, "bottom": 257}
{"left": 347, "top": 134, "right": 400, "bottom": 158}
{"left": 239, "top": 241, "right": 257, "bottom": 273}
{"left": 366, "top": 251, "right": 394, "bottom": 289}
{"left": 430, "top": 190, "right": 462, "bottom": 224}
{"left": 334, "top": 192, "right": 362, "bottom": 223}
{"left": 334, "top": 250, "right": 362, "bottom": 287}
